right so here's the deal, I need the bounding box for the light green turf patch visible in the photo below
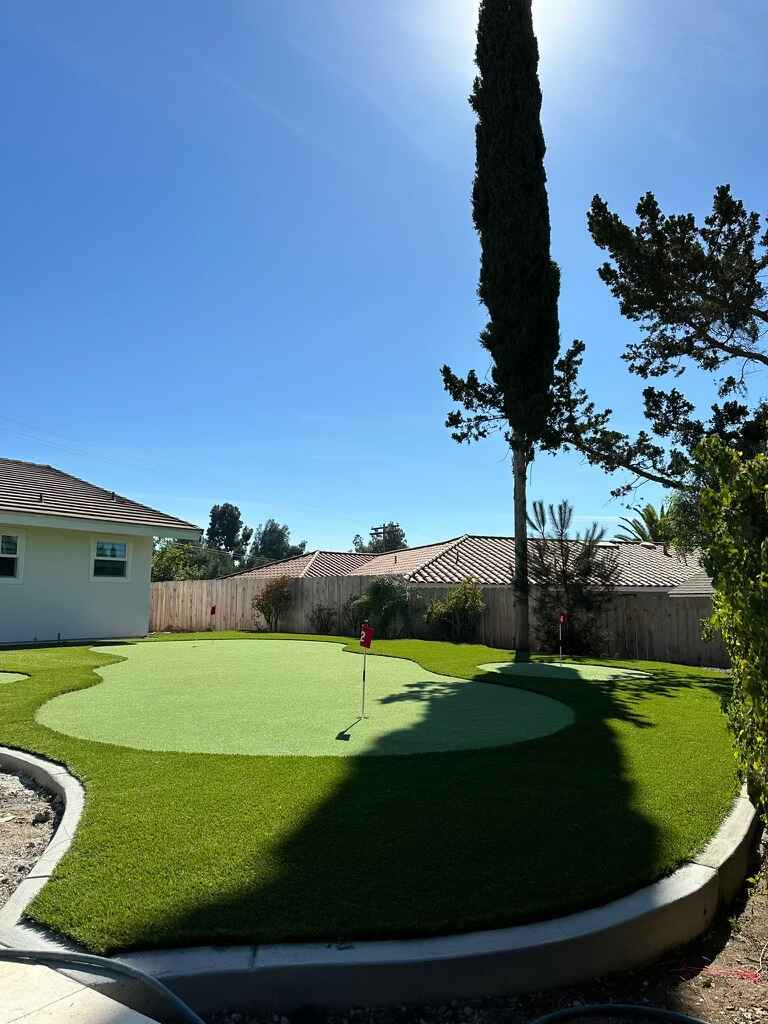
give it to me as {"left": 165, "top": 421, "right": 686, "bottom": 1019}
{"left": 0, "top": 672, "right": 27, "bottom": 684}
{"left": 478, "top": 661, "right": 651, "bottom": 681}
{"left": 36, "top": 639, "right": 574, "bottom": 756}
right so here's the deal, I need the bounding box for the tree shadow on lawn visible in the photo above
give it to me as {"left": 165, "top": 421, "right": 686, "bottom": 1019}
{"left": 110, "top": 659, "right": 734, "bottom": 953}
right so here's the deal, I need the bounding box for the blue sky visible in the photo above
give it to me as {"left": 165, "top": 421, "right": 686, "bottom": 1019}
{"left": 2, "top": 1, "right": 765, "bottom": 549}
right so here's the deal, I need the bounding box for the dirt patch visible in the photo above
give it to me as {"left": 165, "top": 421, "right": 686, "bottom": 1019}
{"left": 0, "top": 769, "right": 61, "bottom": 910}
{"left": 211, "top": 835, "right": 767, "bottom": 1024}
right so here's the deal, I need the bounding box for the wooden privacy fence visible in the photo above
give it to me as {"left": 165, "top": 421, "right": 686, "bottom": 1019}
{"left": 150, "top": 577, "right": 727, "bottom": 667}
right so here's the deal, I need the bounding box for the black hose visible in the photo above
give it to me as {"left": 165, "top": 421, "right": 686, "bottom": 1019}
{"left": 0, "top": 947, "right": 207, "bottom": 1024}
{"left": 530, "top": 1003, "right": 708, "bottom": 1024}
{"left": 1, "top": 950, "right": 712, "bottom": 1024}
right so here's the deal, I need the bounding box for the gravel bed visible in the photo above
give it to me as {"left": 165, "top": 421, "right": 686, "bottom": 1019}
{"left": 0, "top": 768, "right": 61, "bottom": 909}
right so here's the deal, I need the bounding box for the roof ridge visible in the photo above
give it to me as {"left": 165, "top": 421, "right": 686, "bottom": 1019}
{"left": 222, "top": 549, "right": 377, "bottom": 580}
{"left": 402, "top": 534, "right": 467, "bottom": 580}
{"left": 219, "top": 549, "right": 315, "bottom": 580}
{"left": 301, "top": 550, "right": 321, "bottom": 578}
{"left": 315, "top": 549, "right": 374, "bottom": 558}
{"left": 363, "top": 534, "right": 465, "bottom": 560}
{"left": 0, "top": 457, "right": 57, "bottom": 471}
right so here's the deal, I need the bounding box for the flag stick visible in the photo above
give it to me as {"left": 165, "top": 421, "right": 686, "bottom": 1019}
{"left": 361, "top": 649, "right": 367, "bottom": 719}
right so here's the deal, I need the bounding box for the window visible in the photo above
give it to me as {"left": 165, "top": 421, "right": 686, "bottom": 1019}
{"left": 93, "top": 540, "right": 128, "bottom": 579}
{"left": 0, "top": 535, "right": 20, "bottom": 578}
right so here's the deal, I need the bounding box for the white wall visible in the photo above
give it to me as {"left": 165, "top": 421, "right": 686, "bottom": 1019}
{"left": 0, "top": 523, "right": 153, "bottom": 645}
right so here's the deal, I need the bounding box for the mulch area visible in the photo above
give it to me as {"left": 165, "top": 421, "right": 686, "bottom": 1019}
{"left": 0, "top": 769, "right": 60, "bottom": 910}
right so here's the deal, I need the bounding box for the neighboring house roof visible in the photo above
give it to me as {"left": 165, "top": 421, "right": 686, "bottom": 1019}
{"left": 352, "top": 535, "right": 701, "bottom": 590}
{"left": 349, "top": 538, "right": 464, "bottom": 579}
{"left": 226, "top": 535, "right": 704, "bottom": 591}
{"left": 668, "top": 571, "right": 714, "bottom": 597}
{"left": 606, "top": 541, "right": 701, "bottom": 590}
{"left": 231, "top": 550, "right": 375, "bottom": 579}
{"left": 0, "top": 458, "right": 200, "bottom": 536}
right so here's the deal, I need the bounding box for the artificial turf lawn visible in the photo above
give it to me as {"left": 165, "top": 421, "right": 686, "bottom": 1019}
{"left": 37, "top": 639, "right": 574, "bottom": 756}
{"left": 0, "top": 633, "right": 737, "bottom": 954}
{"left": 0, "top": 672, "right": 27, "bottom": 685}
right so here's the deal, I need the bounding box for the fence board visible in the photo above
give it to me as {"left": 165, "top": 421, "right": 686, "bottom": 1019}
{"left": 149, "top": 578, "right": 727, "bottom": 668}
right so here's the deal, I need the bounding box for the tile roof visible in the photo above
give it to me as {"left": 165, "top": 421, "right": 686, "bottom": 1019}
{"left": 348, "top": 538, "right": 463, "bottom": 578}
{"left": 0, "top": 458, "right": 200, "bottom": 535}
{"left": 233, "top": 550, "right": 374, "bottom": 579}
{"left": 348, "top": 535, "right": 702, "bottom": 590}
{"left": 606, "top": 541, "right": 702, "bottom": 590}
{"left": 222, "top": 536, "right": 705, "bottom": 591}
{"left": 429, "top": 537, "right": 701, "bottom": 590}
{"left": 669, "top": 571, "right": 714, "bottom": 597}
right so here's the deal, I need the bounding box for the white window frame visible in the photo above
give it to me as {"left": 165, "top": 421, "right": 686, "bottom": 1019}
{"left": 0, "top": 530, "right": 25, "bottom": 584}
{"left": 90, "top": 536, "right": 131, "bottom": 582}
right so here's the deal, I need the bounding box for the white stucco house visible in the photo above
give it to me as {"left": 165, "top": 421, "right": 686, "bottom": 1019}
{"left": 0, "top": 458, "right": 200, "bottom": 646}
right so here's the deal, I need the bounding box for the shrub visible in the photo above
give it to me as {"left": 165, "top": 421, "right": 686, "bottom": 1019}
{"left": 528, "top": 499, "right": 619, "bottom": 656}
{"left": 308, "top": 603, "right": 336, "bottom": 634}
{"left": 698, "top": 438, "right": 768, "bottom": 819}
{"left": 339, "top": 596, "right": 361, "bottom": 637}
{"left": 352, "top": 577, "right": 412, "bottom": 639}
{"left": 425, "top": 580, "right": 486, "bottom": 642}
{"left": 252, "top": 576, "right": 293, "bottom": 632}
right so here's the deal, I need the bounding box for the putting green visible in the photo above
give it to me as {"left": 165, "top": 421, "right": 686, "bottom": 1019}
{"left": 36, "top": 639, "right": 574, "bottom": 757}
{"left": 0, "top": 672, "right": 27, "bottom": 685}
{"left": 478, "top": 661, "right": 651, "bottom": 681}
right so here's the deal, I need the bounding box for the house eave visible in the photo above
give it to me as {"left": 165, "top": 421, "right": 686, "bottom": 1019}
{"left": 0, "top": 509, "right": 200, "bottom": 540}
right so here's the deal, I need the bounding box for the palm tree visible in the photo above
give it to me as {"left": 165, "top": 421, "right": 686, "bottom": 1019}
{"left": 614, "top": 503, "right": 672, "bottom": 543}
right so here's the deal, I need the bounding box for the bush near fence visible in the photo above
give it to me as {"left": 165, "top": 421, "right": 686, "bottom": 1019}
{"left": 149, "top": 576, "right": 727, "bottom": 668}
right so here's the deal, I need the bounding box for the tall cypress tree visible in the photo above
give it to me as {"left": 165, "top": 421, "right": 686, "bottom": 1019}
{"left": 442, "top": 0, "right": 560, "bottom": 652}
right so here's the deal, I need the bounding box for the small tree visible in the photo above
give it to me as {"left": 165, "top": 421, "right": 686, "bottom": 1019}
{"left": 528, "top": 500, "right": 619, "bottom": 656}
{"left": 425, "top": 580, "right": 486, "bottom": 643}
{"left": 252, "top": 576, "right": 293, "bottom": 632}
{"left": 353, "top": 577, "right": 412, "bottom": 639}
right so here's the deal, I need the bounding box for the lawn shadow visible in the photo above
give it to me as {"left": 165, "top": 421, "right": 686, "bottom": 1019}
{"left": 119, "top": 657, "right": 696, "bottom": 952}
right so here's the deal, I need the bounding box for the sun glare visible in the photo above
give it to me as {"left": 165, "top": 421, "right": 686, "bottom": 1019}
{"left": 399, "top": 0, "right": 603, "bottom": 85}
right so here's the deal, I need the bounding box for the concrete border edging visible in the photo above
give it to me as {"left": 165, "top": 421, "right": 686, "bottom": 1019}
{"left": 0, "top": 746, "right": 85, "bottom": 951}
{"left": 0, "top": 746, "right": 761, "bottom": 1019}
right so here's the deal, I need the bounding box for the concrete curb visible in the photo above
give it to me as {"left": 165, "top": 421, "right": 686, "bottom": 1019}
{"left": 0, "top": 746, "right": 85, "bottom": 952}
{"left": 0, "top": 746, "right": 761, "bottom": 1019}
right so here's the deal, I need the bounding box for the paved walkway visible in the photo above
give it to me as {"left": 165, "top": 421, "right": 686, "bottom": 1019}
{"left": 0, "top": 961, "right": 159, "bottom": 1023}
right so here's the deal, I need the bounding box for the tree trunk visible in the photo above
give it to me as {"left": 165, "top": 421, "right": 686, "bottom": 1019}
{"left": 513, "top": 435, "right": 530, "bottom": 655}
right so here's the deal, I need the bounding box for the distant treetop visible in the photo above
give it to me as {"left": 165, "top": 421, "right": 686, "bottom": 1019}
{"left": 352, "top": 522, "right": 407, "bottom": 554}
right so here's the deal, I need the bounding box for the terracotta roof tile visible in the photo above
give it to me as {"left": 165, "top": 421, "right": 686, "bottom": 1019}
{"left": 233, "top": 550, "right": 374, "bottom": 579}
{"left": 0, "top": 458, "right": 200, "bottom": 534}
{"left": 350, "top": 535, "right": 703, "bottom": 590}
{"left": 220, "top": 536, "right": 704, "bottom": 590}
{"left": 669, "top": 571, "right": 714, "bottom": 597}
{"left": 348, "top": 538, "right": 463, "bottom": 578}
